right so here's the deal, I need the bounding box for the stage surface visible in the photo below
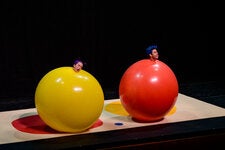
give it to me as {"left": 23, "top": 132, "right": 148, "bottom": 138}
{"left": 1, "top": 93, "right": 225, "bottom": 145}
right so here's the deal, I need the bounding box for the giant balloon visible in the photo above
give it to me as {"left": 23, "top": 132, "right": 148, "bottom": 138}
{"left": 35, "top": 67, "right": 104, "bottom": 132}
{"left": 119, "top": 59, "right": 178, "bottom": 122}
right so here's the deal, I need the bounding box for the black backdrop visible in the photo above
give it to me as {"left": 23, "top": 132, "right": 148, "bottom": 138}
{"left": 0, "top": 1, "right": 224, "bottom": 98}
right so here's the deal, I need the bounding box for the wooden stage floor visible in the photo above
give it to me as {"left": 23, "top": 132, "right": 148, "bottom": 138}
{"left": 1, "top": 93, "right": 225, "bottom": 149}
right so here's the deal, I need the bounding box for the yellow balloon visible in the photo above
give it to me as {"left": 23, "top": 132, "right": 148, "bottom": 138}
{"left": 35, "top": 67, "right": 104, "bottom": 133}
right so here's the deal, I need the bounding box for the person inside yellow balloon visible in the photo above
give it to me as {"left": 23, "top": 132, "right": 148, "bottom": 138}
{"left": 73, "top": 59, "right": 84, "bottom": 72}
{"left": 35, "top": 57, "right": 105, "bottom": 133}
{"left": 146, "top": 45, "right": 159, "bottom": 61}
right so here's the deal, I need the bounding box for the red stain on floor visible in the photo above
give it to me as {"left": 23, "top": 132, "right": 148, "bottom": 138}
{"left": 11, "top": 115, "right": 103, "bottom": 134}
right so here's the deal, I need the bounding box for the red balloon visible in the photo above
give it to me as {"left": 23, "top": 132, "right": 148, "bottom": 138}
{"left": 119, "top": 59, "right": 179, "bottom": 122}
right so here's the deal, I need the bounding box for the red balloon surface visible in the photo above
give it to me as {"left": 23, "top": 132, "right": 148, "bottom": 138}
{"left": 119, "top": 59, "right": 179, "bottom": 122}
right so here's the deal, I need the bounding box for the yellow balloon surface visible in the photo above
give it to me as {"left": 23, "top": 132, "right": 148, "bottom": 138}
{"left": 35, "top": 67, "right": 104, "bottom": 133}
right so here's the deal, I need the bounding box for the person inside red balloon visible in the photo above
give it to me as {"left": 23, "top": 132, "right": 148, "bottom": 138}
{"left": 146, "top": 45, "right": 159, "bottom": 61}
{"left": 73, "top": 59, "right": 84, "bottom": 72}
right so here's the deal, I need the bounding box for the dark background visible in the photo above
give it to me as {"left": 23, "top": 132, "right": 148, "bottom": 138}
{"left": 0, "top": 1, "right": 224, "bottom": 100}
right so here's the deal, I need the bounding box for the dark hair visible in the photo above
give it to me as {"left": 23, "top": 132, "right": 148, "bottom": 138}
{"left": 73, "top": 59, "right": 83, "bottom": 65}
{"left": 146, "top": 45, "right": 158, "bottom": 55}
